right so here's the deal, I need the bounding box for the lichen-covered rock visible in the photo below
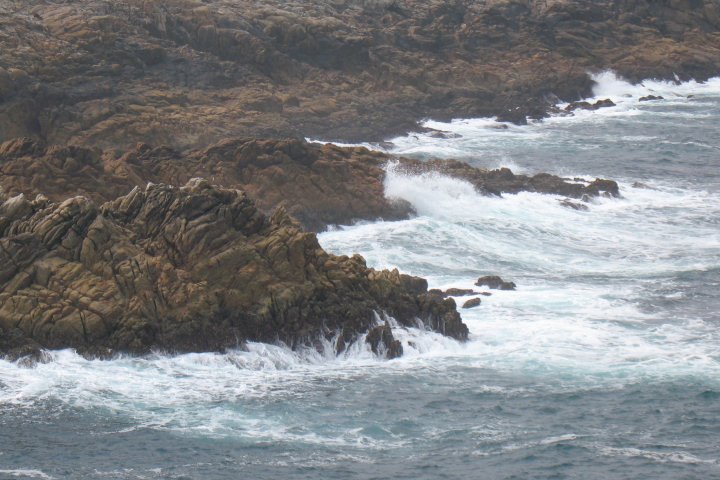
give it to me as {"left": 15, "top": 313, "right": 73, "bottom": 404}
{"left": 0, "top": 180, "right": 468, "bottom": 359}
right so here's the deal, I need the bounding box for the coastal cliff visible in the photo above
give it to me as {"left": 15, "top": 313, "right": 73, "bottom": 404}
{"left": 1, "top": 0, "right": 719, "bottom": 147}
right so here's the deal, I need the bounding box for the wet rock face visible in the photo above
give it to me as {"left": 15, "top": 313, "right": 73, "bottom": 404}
{"left": 2, "top": 1, "right": 720, "bottom": 148}
{"left": 564, "top": 99, "right": 616, "bottom": 112}
{"left": 366, "top": 322, "right": 403, "bottom": 359}
{"left": 559, "top": 198, "right": 590, "bottom": 211}
{"left": 0, "top": 181, "right": 468, "bottom": 359}
{"left": 475, "top": 276, "right": 516, "bottom": 291}
{"left": 394, "top": 160, "right": 621, "bottom": 201}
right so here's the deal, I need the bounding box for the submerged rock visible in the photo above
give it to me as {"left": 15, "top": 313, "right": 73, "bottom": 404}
{"left": 559, "top": 199, "right": 589, "bottom": 211}
{"left": 639, "top": 95, "right": 664, "bottom": 102}
{"left": 0, "top": 181, "right": 469, "bottom": 360}
{"left": 475, "top": 276, "right": 516, "bottom": 291}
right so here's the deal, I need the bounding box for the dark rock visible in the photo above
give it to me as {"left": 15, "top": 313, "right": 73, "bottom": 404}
{"left": 475, "top": 275, "right": 516, "bottom": 291}
{"left": 427, "top": 130, "right": 461, "bottom": 139}
{"left": 443, "top": 288, "right": 478, "bottom": 297}
{"left": 366, "top": 322, "right": 403, "bottom": 359}
{"left": 564, "top": 99, "right": 616, "bottom": 112}
{"left": 639, "top": 95, "right": 664, "bottom": 101}
{"left": 0, "top": 327, "right": 46, "bottom": 364}
{"left": 462, "top": 298, "right": 482, "bottom": 309}
{"left": 559, "top": 199, "right": 589, "bottom": 211}
{"left": 586, "top": 178, "right": 621, "bottom": 197}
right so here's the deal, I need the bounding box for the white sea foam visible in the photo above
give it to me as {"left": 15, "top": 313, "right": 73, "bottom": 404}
{"left": 320, "top": 166, "right": 720, "bottom": 383}
{"left": 0, "top": 470, "right": 54, "bottom": 479}
{"left": 590, "top": 70, "right": 720, "bottom": 101}
{"left": 596, "top": 446, "right": 720, "bottom": 465}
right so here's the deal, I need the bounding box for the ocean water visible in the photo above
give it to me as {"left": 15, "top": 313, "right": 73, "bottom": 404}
{"left": 2, "top": 72, "right": 720, "bottom": 479}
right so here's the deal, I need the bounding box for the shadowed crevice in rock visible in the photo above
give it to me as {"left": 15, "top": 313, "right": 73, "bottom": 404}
{"left": 0, "top": 180, "right": 468, "bottom": 360}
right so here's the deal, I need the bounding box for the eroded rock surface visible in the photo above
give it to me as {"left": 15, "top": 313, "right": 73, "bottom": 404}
{"left": 0, "top": 180, "right": 468, "bottom": 359}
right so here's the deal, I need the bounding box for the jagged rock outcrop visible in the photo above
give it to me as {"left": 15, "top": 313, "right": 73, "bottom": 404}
{"left": 1, "top": 0, "right": 719, "bottom": 148}
{"left": 0, "top": 180, "right": 468, "bottom": 360}
{"left": 0, "top": 137, "right": 620, "bottom": 232}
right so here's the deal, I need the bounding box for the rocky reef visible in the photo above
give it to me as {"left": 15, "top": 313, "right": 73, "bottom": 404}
{"left": 1, "top": 0, "right": 719, "bottom": 148}
{"left": 0, "top": 137, "right": 619, "bottom": 232}
{"left": 0, "top": 179, "right": 468, "bottom": 360}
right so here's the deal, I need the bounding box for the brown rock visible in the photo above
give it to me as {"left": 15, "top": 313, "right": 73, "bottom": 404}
{"left": 462, "top": 298, "right": 482, "bottom": 309}
{"left": 1, "top": 1, "right": 719, "bottom": 148}
{"left": 0, "top": 137, "right": 621, "bottom": 233}
{"left": 564, "top": 99, "right": 616, "bottom": 112}
{"left": 639, "top": 95, "right": 664, "bottom": 102}
{"left": 0, "top": 180, "right": 469, "bottom": 359}
{"left": 444, "top": 288, "right": 478, "bottom": 297}
{"left": 366, "top": 322, "right": 403, "bottom": 359}
{"left": 475, "top": 275, "right": 516, "bottom": 291}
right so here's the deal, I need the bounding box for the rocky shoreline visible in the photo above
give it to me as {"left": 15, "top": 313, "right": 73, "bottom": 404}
{"left": 0, "top": 136, "right": 620, "bottom": 361}
{"left": 0, "top": 137, "right": 619, "bottom": 232}
{"left": 1, "top": 0, "right": 717, "bottom": 362}
{"left": 0, "top": 179, "right": 468, "bottom": 361}
{"left": 1, "top": 1, "right": 720, "bottom": 148}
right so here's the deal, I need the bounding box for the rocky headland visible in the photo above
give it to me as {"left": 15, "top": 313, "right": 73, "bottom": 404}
{"left": 0, "top": 179, "right": 468, "bottom": 361}
{"left": 1, "top": 0, "right": 720, "bottom": 148}
{"left": 0, "top": 137, "right": 619, "bottom": 232}
{"left": 0, "top": 135, "right": 620, "bottom": 360}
